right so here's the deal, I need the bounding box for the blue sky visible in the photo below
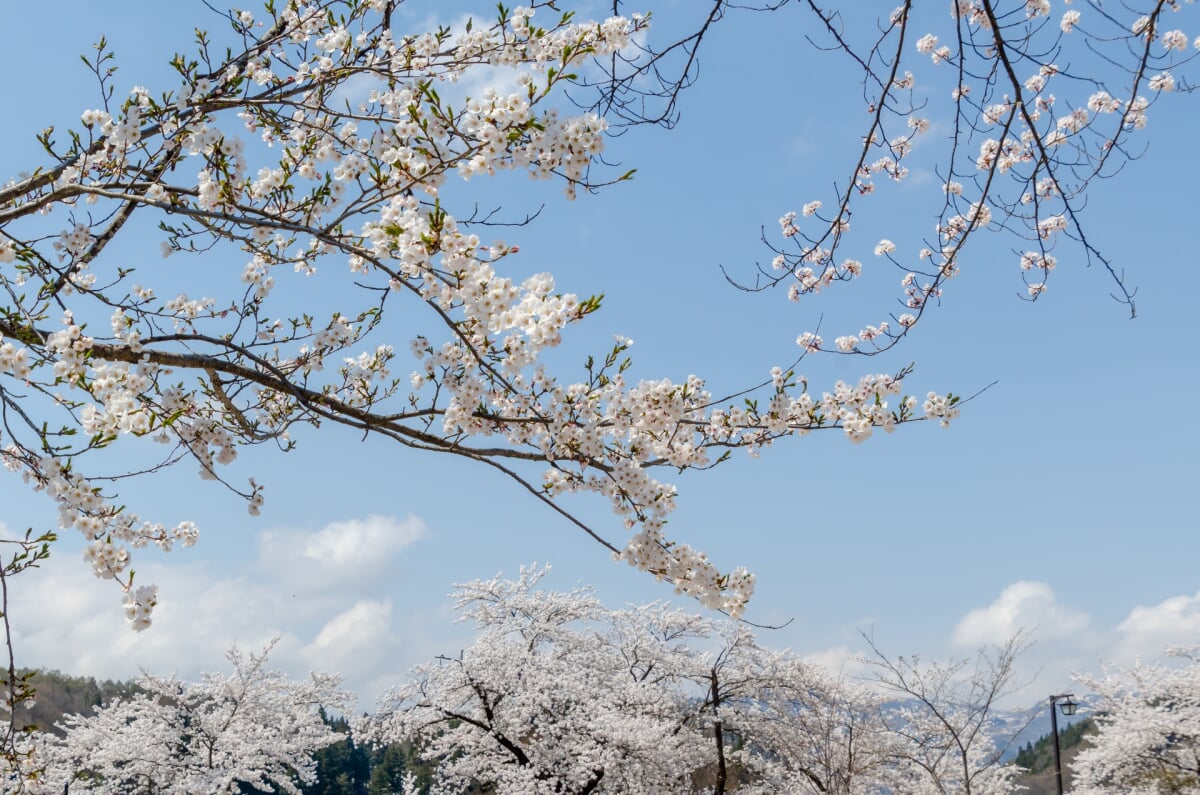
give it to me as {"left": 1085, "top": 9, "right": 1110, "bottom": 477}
{"left": 2, "top": 0, "right": 1197, "bottom": 711}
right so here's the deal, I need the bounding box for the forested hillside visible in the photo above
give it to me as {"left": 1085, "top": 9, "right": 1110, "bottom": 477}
{"left": 1012, "top": 718, "right": 1096, "bottom": 795}
{"left": 8, "top": 670, "right": 142, "bottom": 736}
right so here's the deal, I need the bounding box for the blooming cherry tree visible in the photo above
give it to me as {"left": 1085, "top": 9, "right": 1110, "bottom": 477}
{"left": 1072, "top": 643, "right": 1200, "bottom": 794}
{"left": 26, "top": 640, "right": 350, "bottom": 794}
{"left": 361, "top": 567, "right": 1036, "bottom": 794}
{"left": 360, "top": 566, "right": 711, "bottom": 794}
{"left": 709, "top": 647, "right": 902, "bottom": 794}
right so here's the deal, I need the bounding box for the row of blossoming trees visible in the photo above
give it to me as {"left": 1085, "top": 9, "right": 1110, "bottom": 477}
{"left": 9, "top": 569, "right": 1199, "bottom": 793}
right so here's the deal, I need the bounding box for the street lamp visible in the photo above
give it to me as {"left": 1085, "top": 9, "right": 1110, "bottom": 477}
{"left": 1049, "top": 692, "right": 1079, "bottom": 795}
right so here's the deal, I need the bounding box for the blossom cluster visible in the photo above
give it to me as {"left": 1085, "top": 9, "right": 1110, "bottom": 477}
{"left": 767, "top": 0, "right": 1194, "bottom": 352}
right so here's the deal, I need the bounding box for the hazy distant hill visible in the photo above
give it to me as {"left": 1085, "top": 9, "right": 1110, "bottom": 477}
{"left": 6, "top": 669, "right": 143, "bottom": 735}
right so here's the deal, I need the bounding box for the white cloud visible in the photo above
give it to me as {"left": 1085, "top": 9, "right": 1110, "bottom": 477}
{"left": 304, "top": 514, "right": 427, "bottom": 564}
{"left": 7, "top": 514, "right": 438, "bottom": 703}
{"left": 1114, "top": 591, "right": 1200, "bottom": 662}
{"left": 943, "top": 582, "right": 1200, "bottom": 706}
{"left": 952, "top": 581, "right": 1089, "bottom": 648}
{"left": 308, "top": 599, "right": 393, "bottom": 652}
{"left": 10, "top": 555, "right": 301, "bottom": 682}
{"left": 301, "top": 599, "right": 407, "bottom": 692}
{"left": 801, "top": 645, "right": 874, "bottom": 682}
{"left": 257, "top": 513, "right": 428, "bottom": 593}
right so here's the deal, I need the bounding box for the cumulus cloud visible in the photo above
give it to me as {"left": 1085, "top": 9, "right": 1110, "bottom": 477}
{"left": 952, "top": 581, "right": 1089, "bottom": 648}
{"left": 300, "top": 599, "right": 411, "bottom": 696}
{"left": 257, "top": 513, "right": 428, "bottom": 593}
{"left": 308, "top": 599, "right": 393, "bottom": 653}
{"left": 305, "top": 514, "right": 427, "bottom": 564}
{"left": 945, "top": 582, "right": 1200, "bottom": 706}
{"left": 7, "top": 514, "right": 436, "bottom": 703}
{"left": 1114, "top": 591, "right": 1200, "bottom": 662}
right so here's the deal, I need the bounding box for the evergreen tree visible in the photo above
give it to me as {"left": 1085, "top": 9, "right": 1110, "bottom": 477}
{"left": 368, "top": 744, "right": 413, "bottom": 795}
{"left": 303, "top": 712, "right": 372, "bottom": 795}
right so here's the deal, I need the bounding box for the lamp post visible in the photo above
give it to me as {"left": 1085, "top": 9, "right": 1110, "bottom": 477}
{"left": 1048, "top": 692, "right": 1079, "bottom": 795}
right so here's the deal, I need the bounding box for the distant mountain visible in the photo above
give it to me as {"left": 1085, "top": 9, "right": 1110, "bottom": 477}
{"left": 992, "top": 696, "right": 1095, "bottom": 762}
